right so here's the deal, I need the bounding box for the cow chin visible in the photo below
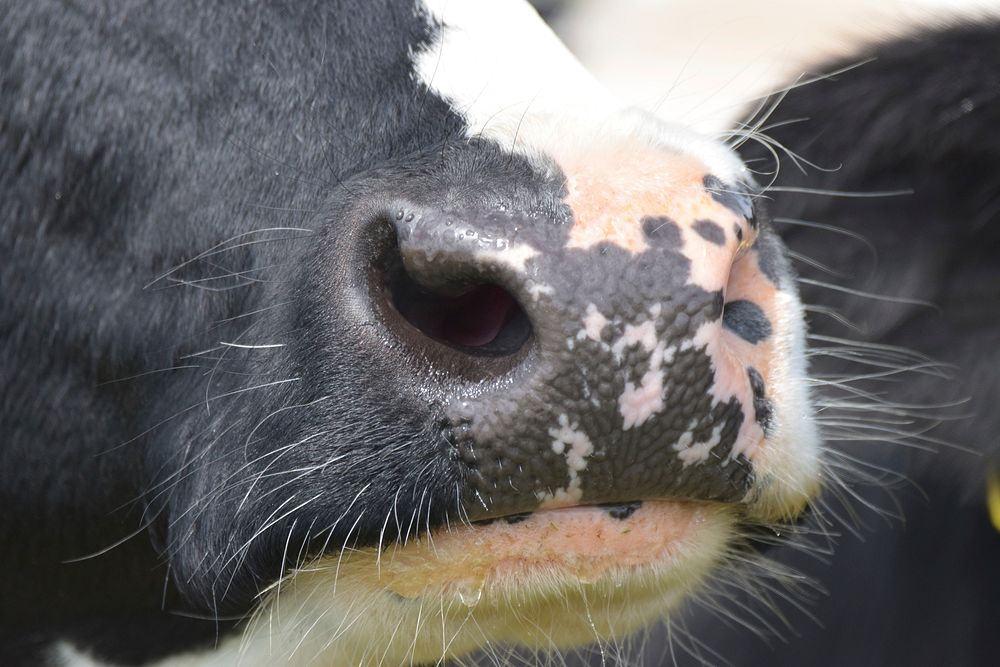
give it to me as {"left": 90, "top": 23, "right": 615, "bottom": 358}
{"left": 234, "top": 501, "right": 733, "bottom": 665}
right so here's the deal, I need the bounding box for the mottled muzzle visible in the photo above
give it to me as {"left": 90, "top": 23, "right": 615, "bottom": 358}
{"left": 374, "top": 142, "right": 815, "bottom": 523}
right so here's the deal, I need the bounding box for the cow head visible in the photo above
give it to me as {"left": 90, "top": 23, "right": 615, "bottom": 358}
{"left": 4, "top": 0, "right": 821, "bottom": 664}
{"left": 156, "top": 3, "right": 821, "bottom": 663}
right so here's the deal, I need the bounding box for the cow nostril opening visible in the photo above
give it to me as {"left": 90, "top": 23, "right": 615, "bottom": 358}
{"left": 439, "top": 284, "right": 522, "bottom": 349}
{"left": 386, "top": 262, "right": 532, "bottom": 359}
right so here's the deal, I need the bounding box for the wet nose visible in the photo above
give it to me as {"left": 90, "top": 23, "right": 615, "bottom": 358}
{"left": 375, "top": 177, "right": 763, "bottom": 520}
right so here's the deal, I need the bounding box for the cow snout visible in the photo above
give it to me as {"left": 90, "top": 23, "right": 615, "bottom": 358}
{"left": 366, "top": 166, "right": 776, "bottom": 521}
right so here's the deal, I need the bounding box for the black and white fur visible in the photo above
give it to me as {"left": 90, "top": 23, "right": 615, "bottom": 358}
{"left": 1, "top": 1, "right": 805, "bottom": 664}
{"left": 2, "top": 1, "right": 998, "bottom": 666}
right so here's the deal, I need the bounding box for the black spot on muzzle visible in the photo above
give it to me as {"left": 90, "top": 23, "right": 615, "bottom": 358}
{"left": 723, "top": 299, "right": 772, "bottom": 344}
{"left": 747, "top": 366, "right": 774, "bottom": 433}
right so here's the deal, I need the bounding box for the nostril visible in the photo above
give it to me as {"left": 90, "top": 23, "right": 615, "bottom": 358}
{"left": 383, "top": 247, "right": 533, "bottom": 359}
{"left": 439, "top": 284, "right": 518, "bottom": 348}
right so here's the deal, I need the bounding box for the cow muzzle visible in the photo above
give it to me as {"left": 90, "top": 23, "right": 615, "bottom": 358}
{"left": 364, "top": 152, "right": 815, "bottom": 524}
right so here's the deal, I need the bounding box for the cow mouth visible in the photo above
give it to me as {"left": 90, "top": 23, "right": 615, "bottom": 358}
{"left": 351, "top": 499, "right": 733, "bottom": 604}
{"left": 250, "top": 499, "right": 737, "bottom": 663}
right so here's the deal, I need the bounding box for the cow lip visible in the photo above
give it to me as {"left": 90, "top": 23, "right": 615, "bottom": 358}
{"left": 370, "top": 499, "right": 732, "bottom": 603}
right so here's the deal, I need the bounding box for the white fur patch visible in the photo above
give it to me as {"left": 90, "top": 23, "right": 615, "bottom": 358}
{"left": 744, "top": 288, "right": 822, "bottom": 519}
{"left": 414, "top": 0, "right": 747, "bottom": 183}
{"left": 526, "top": 280, "right": 555, "bottom": 300}
{"left": 53, "top": 643, "right": 104, "bottom": 667}
{"left": 415, "top": 0, "right": 614, "bottom": 138}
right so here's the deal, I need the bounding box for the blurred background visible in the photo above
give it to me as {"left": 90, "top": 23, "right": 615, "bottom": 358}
{"left": 544, "top": 0, "right": 998, "bottom": 133}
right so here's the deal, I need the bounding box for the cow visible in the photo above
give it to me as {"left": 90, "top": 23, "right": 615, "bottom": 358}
{"left": 0, "top": 1, "right": 821, "bottom": 664}
{"left": 0, "top": 1, "right": 994, "bottom": 667}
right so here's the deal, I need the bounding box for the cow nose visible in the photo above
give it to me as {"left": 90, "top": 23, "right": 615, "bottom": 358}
{"left": 374, "top": 192, "right": 762, "bottom": 519}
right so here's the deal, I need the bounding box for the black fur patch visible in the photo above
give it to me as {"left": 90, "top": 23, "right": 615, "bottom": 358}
{"left": 0, "top": 0, "right": 468, "bottom": 661}
{"left": 599, "top": 501, "right": 642, "bottom": 520}
{"left": 642, "top": 216, "right": 683, "bottom": 245}
{"left": 753, "top": 226, "right": 791, "bottom": 287}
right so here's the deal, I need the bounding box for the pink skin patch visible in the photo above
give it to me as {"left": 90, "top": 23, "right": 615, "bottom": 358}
{"left": 692, "top": 318, "right": 765, "bottom": 462}
{"left": 556, "top": 142, "right": 784, "bottom": 465}
{"left": 611, "top": 319, "right": 658, "bottom": 359}
{"left": 714, "top": 247, "right": 787, "bottom": 462}
{"left": 560, "top": 142, "right": 754, "bottom": 285}
{"left": 619, "top": 340, "right": 667, "bottom": 430}
{"left": 255, "top": 502, "right": 735, "bottom": 665}
{"left": 540, "top": 414, "right": 595, "bottom": 504}
{"left": 375, "top": 501, "right": 724, "bottom": 600}
{"left": 724, "top": 247, "right": 783, "bottom": 375}
{"left": 673, "top": 423, "right": 725, "bottom": 467}
{"left": 553, "top": 143, "right": 782, "bottom": 463}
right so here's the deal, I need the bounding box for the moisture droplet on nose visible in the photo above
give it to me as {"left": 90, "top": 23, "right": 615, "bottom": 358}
{"left": 455, "top": 580, "right": 484, "bottom": 608}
